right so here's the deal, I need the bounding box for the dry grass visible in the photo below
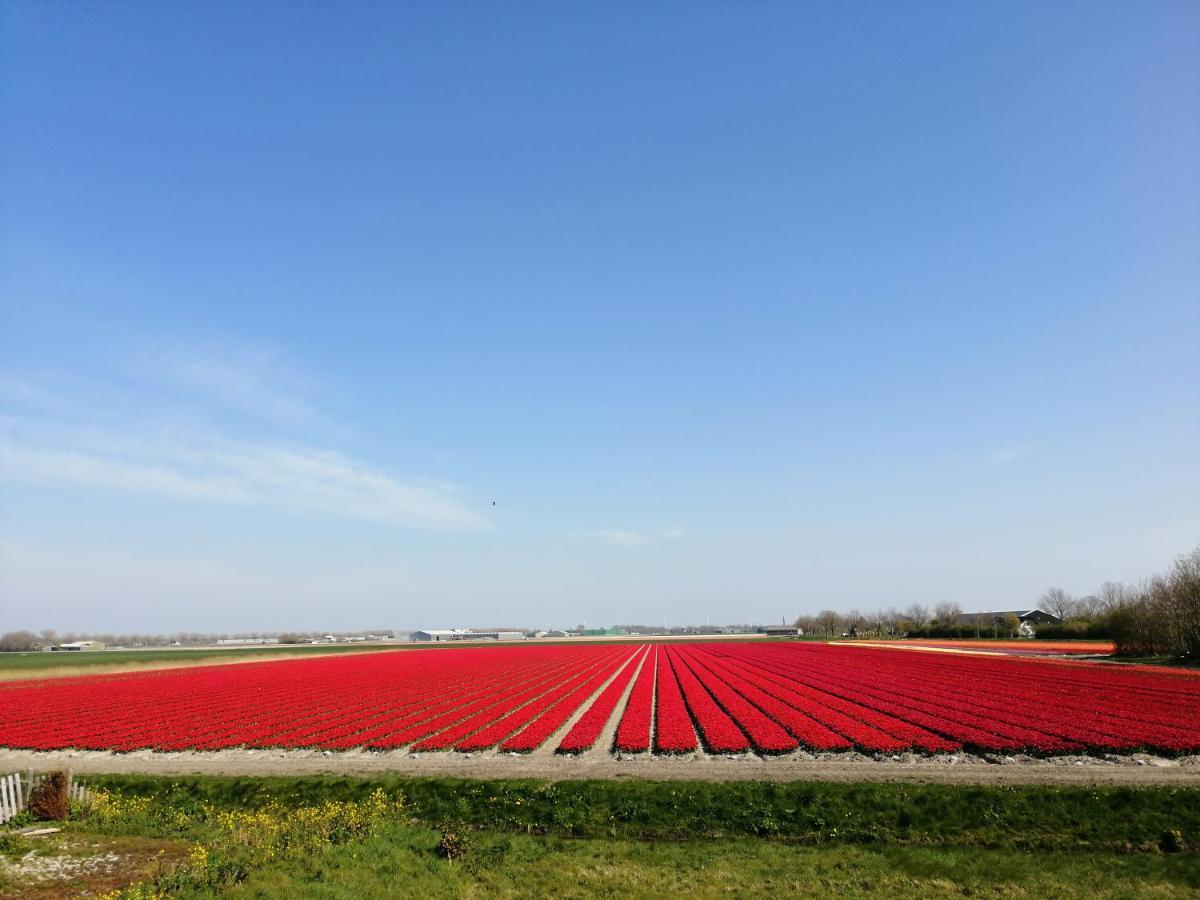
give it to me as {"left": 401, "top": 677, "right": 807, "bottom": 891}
{"left": 0, "top": 652, "right": 342, "bottom": 682}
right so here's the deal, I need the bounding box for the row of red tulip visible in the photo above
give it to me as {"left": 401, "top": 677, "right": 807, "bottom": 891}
{"left": 613, "top": 646, "right": 657, "bottom": 752}
{"left": 2, "top": 640, "right": 1196, "bottom": 755}
{"left": 558, "top": 646, "right": 649, "bottom": 753}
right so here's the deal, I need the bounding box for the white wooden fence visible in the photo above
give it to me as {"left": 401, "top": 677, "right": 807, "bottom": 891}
{"left": 0, "top": 771, "right": 92, "bottom": 824}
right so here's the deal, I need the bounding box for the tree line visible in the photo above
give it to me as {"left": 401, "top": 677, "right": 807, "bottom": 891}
{"left": 793, "top": 603, "right": 997, "bottom": 640}
{"left": 793, "top": 545, "right": 1198, "bottom": 660}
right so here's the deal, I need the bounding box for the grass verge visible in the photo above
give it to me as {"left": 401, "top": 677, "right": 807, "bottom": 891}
{"left": 6, "top": 774, "right": 1198, "bottom": 898}
{"left": 86, "top": 774, "right": 1200, "bottom": 850}
{"left": 212, "top": 827, "right": 1200, "bottom": 899}
{"left": 0, "top": 644, "right": 392, "bottom": 678}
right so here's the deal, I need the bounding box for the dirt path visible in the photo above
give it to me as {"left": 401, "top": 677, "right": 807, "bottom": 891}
{"left": 527, "top": 644, "right": 643, "bottom": 758}
{"left": 581, "top": 644, "right": 651, "bottom": 759}
{"left": 3, "top": 747, "right": 1198, "bottom": 786}
{"left": 0, "top": 833, "right": 188, "bottom": 899}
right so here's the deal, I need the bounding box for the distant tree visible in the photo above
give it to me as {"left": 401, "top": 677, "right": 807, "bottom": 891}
{"left": 904, "top": 604, "right": 930, "bottom": 629}
{"left": 1000, "top": 612, "right": 1021, "bottom": 637}
{"left": 815, "top": 610, "right": 844, "bottom": 636}
{"left": 1038, "top": 587, "right": 1077, "bottom": 620}
{"left": 1096, "top": 581, "right": 1132, "bottom": 612}
{"left": 1075, "top": 595, "right": 1104, "bottom": 618}
{"left": 880, "top": 607, "right": 901, "bottom": 636}
{"left": 933, "top": 601, "right": 962, "bottom": 626}
{"left": 863, "top": 610, "right": 884, "bottom": 637}
{"left": 0, "top": 630, "right": 41, "bottom": 652}
{"left": 39, "top": 628, "right": 58, "bottom": 646}
{"left": 1162, "top": 547, "right": 1200, "bottom": 659}
{"left": 844, "top": 609, "right": 865, "bottom": 636}
{"left": 793, "top": 615, "right": 817, "bottom": 634}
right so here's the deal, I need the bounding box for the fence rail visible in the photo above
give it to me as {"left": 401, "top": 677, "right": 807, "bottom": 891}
{"left": 0, "top": 771, "right": 92, "bottom": 824}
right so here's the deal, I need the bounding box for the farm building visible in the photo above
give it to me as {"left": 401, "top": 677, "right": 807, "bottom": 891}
{"left": 412, "top": 630, "right": 525, "bottom": 642}
{"left": 412, "top": 629, "right": 469, "bottom": 642}
{"left": 765, "top": 626, "right": 802, "bottom": 637}
{"left": 959, "top": 610, "right": 1062, "bottom": 627}
{"left": 52, "top": 641, "right": 105, "bottom": 651}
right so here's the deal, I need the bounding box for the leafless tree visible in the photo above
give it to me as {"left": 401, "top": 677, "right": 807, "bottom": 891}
{"left": 0, "top": 630, "right": 40, "bottom": 652}
{"left": 863, "top": 610, "right": 884, "bottom": 637}
{"left": 933, "top": 601, "right": 962, "bottom": 626}
{"left": 1102, "top": 550, "right": 1200, "bottom": 658}
{"left": 904, "top": 603, "right": 930, "bottom": 629}
{"left": 1096, "top": 581, "right": 1132, "bottom": 611}
{"left": 1038, "top": 587, "right": 1077, "bottom": 620}
{"left": 844, "top": 609, "right": 865, "bottom": 635}
{"left": 815, "top": 609, "right": 844, "bottom": 636}
{"left": 1162, "top": 547, "right": 1200, "bottom": 658}
{"left": 880, "top": 607, "right": 901, "bottom": 636}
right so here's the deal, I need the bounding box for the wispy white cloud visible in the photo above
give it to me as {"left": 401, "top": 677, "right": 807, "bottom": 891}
{"left": 0, "top": 424, "right": 489, "bottom": 531}
{"left": 0, "top": 434, "right": 250, "bottom": 503}
{"left": 141, "top": 339, "right": 327, "bottom": 430}
{"left": 988, "top": 446, "right": 1026, "bottom": 465}
{"left": 591, "top": 528, "right": 684, "bottom": 546}
{"left": 0, "top": 337, "right": 489, "bottom": 531}
{"left": 0, "top": 374, "right": 137, "bottom": 425}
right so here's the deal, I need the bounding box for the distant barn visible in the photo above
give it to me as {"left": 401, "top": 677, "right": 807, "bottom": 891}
{"left": 52, "top": 641, "right": 105, "bottom": 652}
{"left": 958, "top": 610, "right": 1062, "bottom": 627}
{"left": 412, "top": 630, "right": 525, "bottom": 642}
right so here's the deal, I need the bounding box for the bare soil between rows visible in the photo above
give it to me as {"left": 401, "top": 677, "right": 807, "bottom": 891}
{"left": 3, "top": 747, "right": 1199, "bottom": 786}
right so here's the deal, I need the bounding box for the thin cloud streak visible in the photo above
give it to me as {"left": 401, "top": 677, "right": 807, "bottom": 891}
{"left": 1, "top": 339, "right": 488, "bottom": 531}
{"left": 592, "top": 528, "right": 684, "bottom": 547}
{"left": 0, "top": 426, "right": 489, "bottom": 531}
{"left": 142, "top": 339, "right": 328, "bottom": 430}
{"left": 988, "top": 447, "right": 1026, "bottom": 465}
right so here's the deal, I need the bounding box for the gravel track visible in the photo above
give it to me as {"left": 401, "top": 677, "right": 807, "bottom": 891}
{"left": 3, "top": 747, "right": 1198, "bottom": 785}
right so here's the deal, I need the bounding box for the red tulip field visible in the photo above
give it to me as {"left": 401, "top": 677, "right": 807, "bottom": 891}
{"left": 1, "top": 642, "right": 1197, "bottom": 756}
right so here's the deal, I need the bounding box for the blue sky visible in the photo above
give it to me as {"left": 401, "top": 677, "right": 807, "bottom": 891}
{"left": 1, "top": 2, "right": 1197, "bottom": 633}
